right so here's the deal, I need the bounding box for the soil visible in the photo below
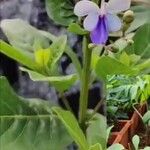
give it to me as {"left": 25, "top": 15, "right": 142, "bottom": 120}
{"left": 112, "top": 121, "right": 127, "bottom": 132}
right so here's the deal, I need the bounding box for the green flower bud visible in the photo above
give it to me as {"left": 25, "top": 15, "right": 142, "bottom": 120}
{"left": 123, "top": 10, "right": 134, "bottom": 23}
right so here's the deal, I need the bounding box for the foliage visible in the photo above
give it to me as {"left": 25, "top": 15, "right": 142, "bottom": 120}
{"left": 127, "top": 5, "right": 150, "bottom": 33}
{"left": 93, "top": 23, "right": 150, "bottom": 81}
{"left": 0, "top": 19, "right": 78, "bottom": 92}
{"left": 68, "top": 23, "right": 89, "bottom": 35}
{"left": 52, "top": 107, "right": 123, "bottom": 150}
{"left": 142, "top": 111, "right": 150, "bottom": 126}
{"left": 0, "top": 0, "right": 150, "bottom": 149}
{"left": 126, "top": 23, "right": 150, "bottom": 59}
{"left": 0, "top": 76, "right": 72, "bottom": 150}
{"left": 107, "top": 75, "right": 150, "bottom": 122}
{"left": 46, "top": 0, "right": 77, "bottom": 26}
{"left": 132, "top": 135, "right": 150, "bottom": 150}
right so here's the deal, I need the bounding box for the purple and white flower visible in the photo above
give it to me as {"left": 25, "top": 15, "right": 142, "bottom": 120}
{"left": 74, "top": 0, "right": 131, "bottom": 45}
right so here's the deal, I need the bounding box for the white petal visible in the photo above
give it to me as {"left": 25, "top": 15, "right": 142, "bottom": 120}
{"left": 106, "top": 14, "right": 122, "bottom": 32}
{"left": 83, "top": 13, "right": 99, "bottom": 31}
{"left": 74, "top": 0, "right": 100, "bottom": 17}
{"left": 106, "top": 0, "right": 131, "bottom": 14}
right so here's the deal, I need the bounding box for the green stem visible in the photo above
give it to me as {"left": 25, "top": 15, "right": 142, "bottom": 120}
{"left": 79, "top": 36, "right": 92, "bottom": 127}
{"left": 65, "top": 46, "right": 82, "bottom": 79}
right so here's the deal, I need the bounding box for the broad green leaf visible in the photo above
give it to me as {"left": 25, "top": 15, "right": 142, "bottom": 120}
{"left": 86, "top": 113, "right": 107, "bottom": 149}
{"left": 52, "top": 107, "right": 89, "bottom": 150}
{"left": 46, "top": 0, "right": 77, "bottom": 26}
{"left": 0, "top": 19, "right": 50, "bottom": 52}
{"left": 135, "top": 59, "right": 150, "bottom": 74}
{"left": 107, "top": 144, "right": 124, "bottom": 150}
{"left": 89, "top": 143, "right": 103, "bottom": 150}
{"left": 130, "top": 85, "right": 139, "bottom": 100}
{"left": 126, "top": 23, "right": 150, "bottom": 59}
{"left": 142, "top": 111, "right": 150, "bottom": 125}
{"left": 0, "top": 40, "right": 38, "bottom": 71}
{"left": 35, "top": 48, "right": 52, "bottom": 68}
{"left": 129, "top": 54, "right": 141, "bottom": 65}
{"left": 106, "top": 126, "right": 114, "bottom": 142}
{"left": 95, "top": 56, "right": 137, "bottom": 80}
{"left": 68, "top": 23, "right": 89, "bottom": 35}
{"left": 0, "top": 76, "right": 72, "bottom": 150}
{"left": 132, "top": 135, "right": 140, "bottom": 150}
{"left": 127, "top": 5, "right": 150, "bottom": 33}
{"left": 119, "top": 52, "right": 130, "bottom": 66}
{"left": 20, "top": 67, "right": 77, "bottom": 92}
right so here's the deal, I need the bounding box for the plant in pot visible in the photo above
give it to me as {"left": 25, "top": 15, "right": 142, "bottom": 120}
{"left": 130, "top": 109, "right": 150, "bottom": 149}
{"left": 107, "top": 74, "right": 150, "bottom": 147}
{"left": 0, "top": 0, "right": 150, "bottom": 149}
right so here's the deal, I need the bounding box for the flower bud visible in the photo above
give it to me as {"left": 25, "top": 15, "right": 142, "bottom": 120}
{"left": 123, "top": 10, "right": 134, "bottom": 23}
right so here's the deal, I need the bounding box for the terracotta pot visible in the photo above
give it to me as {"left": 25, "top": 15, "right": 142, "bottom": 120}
{"left": 108, "top": 120, "right": 131, "bottom": 148}
{"left": 108, "top": 102, "right": 148, "bottom": 148}
{"left": 130, "top": 103, "right": 147, "bottom": 138}
{"left": 108, "top": 133, "right": 117, "bottom": 145}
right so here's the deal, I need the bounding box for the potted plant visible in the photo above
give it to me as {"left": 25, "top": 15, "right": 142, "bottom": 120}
{"left": 0, "top": 0, "right": 150, "bottom": 149}
{"left": 107, "top": 75, "right": 150, "bottom": 147}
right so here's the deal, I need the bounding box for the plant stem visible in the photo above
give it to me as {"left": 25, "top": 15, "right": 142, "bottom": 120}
{"left": 79, "top": 36, "right": 92, "bottom": 127}
{"left": 60, "top": 93, "right": 73, "bottom": 113}
{"left": 89, "top": 99, "right": 104, "bottom": 120}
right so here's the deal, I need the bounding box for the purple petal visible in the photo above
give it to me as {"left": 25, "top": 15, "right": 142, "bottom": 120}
{"left": 90, "top": 16, "right": 108, "bottom": 45}
{"left": 83, "top": 13, "right": 99, "bottom": 31}
{"left": 74, "top": 0, "right": 100, "bottom": 17}
{"left": 106, "top": 14, "right": 122, "bottom": 32}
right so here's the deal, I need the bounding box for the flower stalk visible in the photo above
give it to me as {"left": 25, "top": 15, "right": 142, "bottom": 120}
{"left": 79, "top": 36, "right": 92, "bottom": 128}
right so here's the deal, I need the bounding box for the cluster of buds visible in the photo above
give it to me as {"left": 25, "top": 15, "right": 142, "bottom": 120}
{"left": 122, "top": 10, "right": 134, "bottom": 35}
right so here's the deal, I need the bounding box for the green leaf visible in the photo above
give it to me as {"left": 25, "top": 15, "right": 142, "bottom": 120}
{"left": 86, "top": 113, "right": 107, "bottom": 149}
{"left": 127, "top": 5, "right": 150, "bottom": 33}
{"left": 0, "top": 19, "right": 50, "bottom": 52}
{"left": 0, "top": 40, "right": 38, "bottom": 71}
{"left": 132, "top": 135, "right": 140, "bottom": 150}
{"left": 46, "top": 0, "right": 77, "bottom": 26}
{"left": 142, "top": 111, "right": 150, "bottom": 125}
{"left": 126, "top": 23, "right": 150, "bottom": 59}
{"left": 95, "top": 56, "right": 137, "bottom": 80}
{"left": 119, "top": 52, "right": 130, "bottom": 66}
{"left": 0, "top": 76, "right": 72, "bottom": 150}
{"left": 89, "top": 143, "right": 103, "bottom": 150}
{"left": 68, "top": 23, "right": 89, "bottom": 35}
{"left": 52, "top": 107, "right": 89, "bottom": 150}
{"left": 106, "top": 126, "right": 114, "bottom": 142}
{"left": 20, "top": 67, "right": 77, "bottom": 92}
{"left": 135, "top": 59, "right": 150, "bottom": 74}
{"left": 107, "top": 144, "right": 124, "bottom": 150}
{"left": 48, "top": 35, "right": 67, "bottom": 70}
